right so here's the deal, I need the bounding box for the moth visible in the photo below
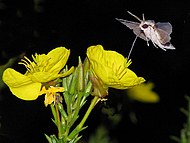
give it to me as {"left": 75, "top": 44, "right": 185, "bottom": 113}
{"left": 116, "top": 11, "right": 175, "bottom": 51}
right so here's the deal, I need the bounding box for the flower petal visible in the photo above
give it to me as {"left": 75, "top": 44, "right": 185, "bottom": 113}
{"left": 44, "top": 93, "right": 55, "bottom": 107}
{"left": 9, "top": 82, "right": 41, "bottom": 100}
{"left": 3, "top": 68, "right": 41, "bottom": 100}
{"left": 3, "top": 68, "right": 33, "bottom": 87}
{"left": 127, "top": 82, "right": 160, "bottom": 103}
{"left": 87, "top": 45, "right": 145, "bottom": 89}
{"left": 47, "top": 47, "right": 70, "bottom": 73}
{"left": 112, "top": 68, "right": 145, "bottom": 89}
{"left": 59, "top": 66, "right": 75, "bottom": 77}
{"left": 30, "top": 72, "right": 60, "bottom": 82}
{"left": 30, "top": 66, "right": 74, "bottom": 82}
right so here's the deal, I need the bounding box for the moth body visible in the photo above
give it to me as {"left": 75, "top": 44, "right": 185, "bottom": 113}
{"left": 116, "top": 11, "right": 175, "bottom": 51}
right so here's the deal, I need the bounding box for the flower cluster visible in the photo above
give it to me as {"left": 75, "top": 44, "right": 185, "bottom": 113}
{"left": 2, "top": 45, "right": 150, "bottom": 143}
{"left": 3, "top": 45, "right": 145, "bottom": 104}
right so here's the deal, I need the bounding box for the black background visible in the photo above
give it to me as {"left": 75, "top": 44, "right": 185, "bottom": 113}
{"left": 0, "top": 0, "right": 190, "bottom": 143}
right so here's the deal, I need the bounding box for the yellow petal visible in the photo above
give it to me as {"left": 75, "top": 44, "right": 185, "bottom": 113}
{"left": 59, "top": 66, "right": 75, "bottom": 77}
{"left": 44, "top": 93, "right": 55, "bottom": 107}
{"left": 10, "top": 82, "right": 41, "bottom": 100}
{"left": 87, "top": 45, "right": 124, "bottom": 83}
{"left": 30, "top": 72, "right": 60, "bottom": 82}
{"left": 40, "top": 86, "right": 64, "bottom": 106}
{"left": 127, "top": 82, "right": 160, "bottom": 103}
{"left": 3, "top": 68, "right": 33, "bottom": 87}
{"left": 47, "top": 47, "right": 70, "bottom": 73}
{"left": 2, "top": 68, "right": 41, "bottom": 100}
{"left": 111, "top": 69, "right": 145, "bottom": 89}
{"left": 31, "top": 66, "right": 74, "bottom": 82}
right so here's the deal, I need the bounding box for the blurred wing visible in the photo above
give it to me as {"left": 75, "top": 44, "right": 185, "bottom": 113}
{"left": 156, "top": 28, "right": 171, "bottom": 44}
{"left": 115, "top": 18, "right": 140, "bottom": 29}
{"left": 156, "top": 22, "right": 172, "bottom": 35}
{"left": 115, "top": 18, "right": 147, "bottom": 41}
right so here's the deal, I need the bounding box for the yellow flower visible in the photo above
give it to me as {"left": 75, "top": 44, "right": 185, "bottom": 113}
{"left": 127, "top": 82, "right": 160, "bottom": 103}
{"left": 39, "top": 86, "right": 64, "bottom": 106}
{"left": 3, "top": 47, "right": 74, "bottom": 100}
{"left": 86, "top": 45, "right": 145, "bottom": 89}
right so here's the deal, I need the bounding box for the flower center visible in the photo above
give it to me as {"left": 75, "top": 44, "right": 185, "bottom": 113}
{"left": 18, "top": 54, "right": 51, "bottom": 74}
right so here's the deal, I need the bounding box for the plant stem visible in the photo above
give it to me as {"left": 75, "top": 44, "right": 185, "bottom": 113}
{"left": 55, "top": 104, "right": 62, "bottom": 139}
{"left": 68, "top": 96, "right": 100, "bottom": 139}
{"left": 187, "top": 96, "right": 190, "bottom": 143}
{"left": 78, "top": 96, "right": 99, "bottom": 128}
{"left": 50, "top": 104, "right": 57, "bottom": 124}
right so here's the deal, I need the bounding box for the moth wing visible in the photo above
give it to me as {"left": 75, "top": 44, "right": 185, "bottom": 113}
{"left": 156, "top": 27, "right": 171, "bottom": 44}
{"left": 116, "top": 18, "right": 139, "bottom": 29}
{"left": 132, "top": 26, "right": 148, "bottom": 41}
{"left": 156, "top": 22, "right": 172, "bottom": 35}
{"left": 115, "top": 18, "right": 147, "bottom": 41}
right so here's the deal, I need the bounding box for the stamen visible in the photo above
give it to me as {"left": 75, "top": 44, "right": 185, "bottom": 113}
{"left": 115, "top": 64, "right": 126, "bottom": 80}
{"left": 118, "top": 67, "right": 127, "bottom": 80}
{"left": 19, "top": 58, "right": 29, "bottom": 65}
{"left": 42, "top": 57, "right": 51, "bottom": 72}
{"left": 18, "top": 56, "right": 36, "bottom": 72}
{"left": 18, "top": 62, "right": 31, "bottom": 71}
{"left": 32, "top": 54, "right": 37, "bottom": 63}
{"left": 24, "top": 56, "right": 33, "bottom": 64}
{"left": 126, "top": 59, "right": 132, "bottom": 67}
{"left": 19, "top": 58, "right": 31, "bottom": 68}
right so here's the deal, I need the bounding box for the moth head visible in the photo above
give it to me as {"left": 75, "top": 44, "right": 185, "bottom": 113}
{"left": 139, "top": 20, "right": 155, "bottom": 30}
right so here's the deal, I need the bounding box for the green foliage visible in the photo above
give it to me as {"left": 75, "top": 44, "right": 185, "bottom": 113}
{"left": 88, "top": 125, "right": 111, "bottom": 143}
{"left": 45, "top": 57, "right": 96, "bottom": 143}
{"left": 171, "top": 95, "right": 190, "bottom": 143}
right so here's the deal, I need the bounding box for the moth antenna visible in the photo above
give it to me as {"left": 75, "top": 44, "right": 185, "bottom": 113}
{"left": 127, "top": 11, "right": 142, "bottom": 22}
{"left": 142, "top": 13, "right": 145, "bottom": 21}
{"left": 127, "top": 35, "right": 138, "bottom": 60}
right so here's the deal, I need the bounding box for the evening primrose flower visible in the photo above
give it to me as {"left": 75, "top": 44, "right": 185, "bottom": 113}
{"left": 127, "top": 81, "right": 160, "bottom": 103}
{"left": 86, "top": 45, "right": 145, "bottom": 90}
{"left": 39, "top": 86, "right": 64, "bottom": 106}
{"left": 3, "top": 47, "right": 74, "bottom": 100}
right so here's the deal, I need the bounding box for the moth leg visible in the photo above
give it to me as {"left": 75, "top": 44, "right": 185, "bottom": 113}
{"left": 146, "top": 41, "right": 149, "bottom": 46}
{"left": 145, "top": 37, "right": 150, "bottom": 46}
{"left": 152, "top": 42, "right": 160, "bottom": 49}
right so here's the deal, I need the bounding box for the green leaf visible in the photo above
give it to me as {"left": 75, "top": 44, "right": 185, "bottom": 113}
{"left": 44, "top": 134, "right": 53, "bottom": 143}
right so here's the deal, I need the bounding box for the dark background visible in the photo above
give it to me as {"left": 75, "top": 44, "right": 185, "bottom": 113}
{"left": 0, "top": 0, "right": 190, "bottom": 143}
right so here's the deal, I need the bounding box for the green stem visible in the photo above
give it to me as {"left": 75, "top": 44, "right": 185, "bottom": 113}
{"left": 50, "top": 104, "right": 57, "bottom": 124}
{"left": 55, "top": 104, "right": 62, "bottom": 139}
{"left": 78, "top": 96, "right": 99, "bottom": 128}
{"left": 50, "top": 104, "right": 63, "bottom": 140}
{"left": 187, "top": 96, "right": 190, "bottom": 143}
{"left": 69, "top": 92, "right": 83, "bottom": 128}
{"left": 68, "top": 96, "right": 100, "bottom": 139}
